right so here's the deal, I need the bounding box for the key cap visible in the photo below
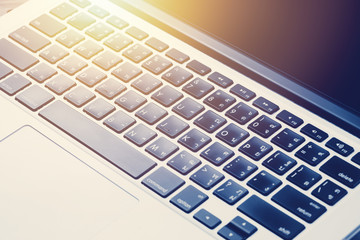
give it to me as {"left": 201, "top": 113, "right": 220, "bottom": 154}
{"left": 272, "top": 185, "right": 326, "bottom": 223}
{"left": 173, "top": 97, "right": 204, "bottom": 120}
{"left": 50, "top": 2, "right": 77, "bottom": 20}
{"left": 64, "top": 86, "right": 95, "bottom": 107}
{"left": 104, "top": 110, "right": 136, "bottom": 133}
{"left": 263, "top": 151, "right": 296, "bottom": 175}
{"left": 39, "top": 101, "right": 156, "bottom": 179}
{"left": 352, "top": 152, "right": 360, "bottom": 166}
{"left": 93, "top": 50, "right": 122, "bottom": 71}
{"left": 271, "top": 128, "right": 305, "bottom": 152}
{"left": 223, "top": 156, "right": 258, "bottom": 181}
{"left": 126, "top": 26, "right": 149, "bottom": 40}
{"left": 68, "top": 12, "right": 96, "bottom": 30}
{"left": 230, "top": 83, "right": 256, "bottom": 101}
{"left": 182, "top": 77, "right": 214, "bottom": 99}
{"left": 276, "top": 110, "right": 304, "bottom": 128}
{"left": 253, "top": 97, "right": 279, "bottom": 114}
{"left": 70, "top": 0, "right": 90, "bottom": 8}
{"left": 76, "top": 67, "right": 106, "bottom": 87}
{"left": 208, "top": 72, "right": 233, "bottom": 89}
{"left": 218, "top": 216, "right": 257, "bottom": 240}
{"left": 190, "top": 165, "right": 224, "bottom": 190}
{"left": 135, "top": 102, "right": 167, "bottom": 125}
{"left": 27, "top": 63, "right": 57, "bottom": 83}
{"left": 132, "top": 74, "right": 162, "bottom": 95}
{"left": 116, "top": 90, "right": 146, "bottom": 112}
{"left": 170, "top": 185, "right": 208, "bottom": 213}
{"left": 194, "top": 110, "right": 227, "bottom": 133}
{"left": 248, "top": 115, "right": 281, "bottom": 138}
{"left": 56, "top": 29, "right": 85, "bottom": 48}
{"left": 152, "top": 85, "right": 183, "bottom": 107}
{"left": 124, "top": 123, "right": 157, "bottom": 147}
{"left": 156, "top": 115, "right": 189, "bottom": 138}
{"left": 312, "top": 180, "right": 347, "bottom": 206}
{"left": 0, "top": 62, "right": 13, "bottom": 80}
{"left": 88, "top": 5, "right": 109, "bottom": 19}
{"left": 194, "top": 209, "right": 221, "bottom": 229}
{"left": 204, "top": 90, "right": 236, "bottom": 112}
{"left": 74, "top": 40, "right": 103, "bottom": 59}
{"left": 0, "top": 73, "right": 31, "bottom": 96}
{"left": 200, "top": 142, "right": 234, "bottom": 166}
{"left": 96, "top": 78, "right": 125, "bottom": 99}
{"left": 84, "top": 98, "right": 115, "bottom": 120}
{"left": 238, "top": 195, "right": 305, "bottom": 240}
{"left": 168, "top": 150, "right": 201, "bottom": 175}
{"left": 104, "top": 33, "right": 132, "bottom": 52}
{"left": 326, "top": 137, "right": 354, "bottom": 157}
{"left": 142, "top": 167, "right": 184, "bottom": 198}
{"left": 30, "top": 14, "right": 66, "bottom": 37}
{"left": 216, "top": 123, "right": 249, "bottom": 147}
{"left": 225, "top": 102, "right": 258, "bottom": 125}
{"left": 166, "top": 48, "right": 189, "bottom": 63}
{"left": 214, "top": 179, "right": 248, "bottom": 205}
{"left": 9, "top": 26, "right": 50, "bottom": 52}
{"left": 58, "top": 55, "right": 87, "bottom": 75}
{"left": 286, "top": 165, "right": 322, "bottom": 191}
{"left": 300, "top": 123, "right": 328, "bottom": 142}
{"left": 112, "top": 62, "right": 142, "bottom": 83}
{"left": 123, "top": 44, "right": 152, "bottom": 63}
{"left": 239, "top": 137, "right": 273, "bottom": 161}
{"left": 145, "top": 137, "right": 179, "bottom": 160}
{"left": 142, "top": 54, "right": 172, "bottom": 75}
{"left": 106, "top": 16, "right": 128, "bottom": 29}
{"left": 162, "top": 66, "right": 193, "bottom": 87}
{"left": 247, "top": 170, "right": 282, "bottom": 196}
{"left": 40, "top": 45, "right": 69, "bottom": 64}
{"left": 16, "top": 85, "right": 54, "bottom": 111}
{"left": 320, "top": 156, "right": 360, "bottom": 188}
{"left": 295, "top": 142, "right": 329, "bottom": 166}
{"left": 186, "top": 60, "right": 211, "bottom": 76}
{"left": 145, "top": 37, "right": 169, "bottom": 52}
{"left": 86, "top": 23, "right": 114, "bottom": 41}
{"left": 178, "top": 128, "right": 211, "bottom": 152}
{"left": 45, "top": 74, "right": 75, "bottom": 95}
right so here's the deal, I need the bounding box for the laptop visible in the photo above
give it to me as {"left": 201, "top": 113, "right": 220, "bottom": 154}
{"left": 1, "top": 0, "right": 360, "bottom": 239}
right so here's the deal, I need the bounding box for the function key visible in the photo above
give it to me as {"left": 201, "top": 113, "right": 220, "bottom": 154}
{"left": 208, "top": 72, "right": 233, "bottom": 88}
{"left": 124, "top": 123, "right": 157, "bottom": 147}
{"left": 16, "top": 85, "right": 54, "bottom": 111}
{"left": 190, "top": 165, "right": 224, "bottom": 190}
{"left": 186, "top": 60, "right": 211, "bottom": 76}
{"left": 300, "top": 123, "right": 328, "bottom": 142}
{"left": 263, "top": 151, "right": 297, "bottom": 176}
{"left": 223, "top": 156, "right": 258, "bottom": 181}
{"left": 239, "top": 137, "right": 273, "bottom": 161}
{"left": 225, "top": 102, "right": 258, "bottom": 125}
{"left": 88, "top": 5, "right": 109, "bottom": 19}
{"left": 253, "top": 96, "right": 279, "bottom": 114}
{"left": 178, "top": 128, "right": 211, "bottom": 152}
{"left": 145, "top": 137, "right": 178, "bottom": 160}
{"left": 204, "top": 90, "right": 236, "bottom": 112}
{"left": 352, "top": 152, "right": 360, "bottom": 166}
{"left": 125, "top": 26, "right": 149, "bottom": 40}
{"left": 312, "top": 180, "right": 347, "bottom": 206}
{"left": 295, "top": 142, "right": 329, "bottom": 166}
{"left": 247, "top": 170, "right": 282, "bottom": 196}
{"left": 194, "top": 209, "right": 221, "bottom": 229}
{"left": 325, "top": 137, "right": 354, "bottom": 157}
{"left": 216, "top": 123, "right": 249, "bottom": 147}
{"left": 286, "top": 165, "right": 322, "bottom": 191}
{"left": 0, "top": 73, "right": 30, "bottom": 96}
{"left": 69, "top": 0, "right": 91, "bottom": 8}
{"left": 106, "top": 16, "right": 129, "bottom": 30}
{"left": 152, "top": 85, "right": 183, "bottom": 107}
{"left": 200, "top": 142, "right": 234, "bottom": 166}
{"left": 50, "top": 3, "right": 77, "bottom": 20}
{"left": 165, "top": 48, "right": 189, "bottom": 63}
{"left": 170, "top": 185, "right": 208, "bottom": 213}
{"left": 248, "top": 115, "right": 281, "bottom": 138}
{"left": 30, "top": 14, "right": 66, "bottom": 37}
{"left": 168, "top": 150, "right": 201, "bottom": 175}
{"left": 194, "top": 110, "right": 227, "bottom": 133}
{"left": 218, "top": 216, "right": 257, "bottom": 240}
{"left": 276, "top": 110, "right": 304, "bottom": 128}
{"left": 271, "top": 128, "right": 305, "bottom": 152}
{"left": 230, "top": 83, "right": 256, "bottom": 101}
{"left": 145, "top": 37, "right": 169, "bottom": 52}
{"left": 214, "top": 179, "right": 248, "bottom": 205}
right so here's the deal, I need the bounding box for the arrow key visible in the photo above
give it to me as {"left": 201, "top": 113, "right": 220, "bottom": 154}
{"left": 194, "top": 209, "right": 221, "bottom": 229}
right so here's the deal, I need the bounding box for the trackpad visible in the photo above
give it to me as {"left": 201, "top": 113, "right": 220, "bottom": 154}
{"left": 0, "top": 126, "right": 138, "bottom": 240}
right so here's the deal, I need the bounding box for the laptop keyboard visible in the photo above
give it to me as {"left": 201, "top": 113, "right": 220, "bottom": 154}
{"left": 1, "top": 1, "right": 360, "bottom": 239}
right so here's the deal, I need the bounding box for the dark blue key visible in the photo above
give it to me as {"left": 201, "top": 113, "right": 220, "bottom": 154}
{"left": 218, "top": 216, "right": 257, "bottom": 240}
{"left": 352, "top": 152, "right": 360, "bottom": 166}
{"left": 194, "top": 110, "right": 227, "bottom": 133}
{"left": 226, "top": 102, "right": 258, "bottom": 125}
{"left": 238, "top": 195, "right": 305, "bottom": 240}
{"left": 216, "top": 123, "right": 249, "bottom": 147}
{"left": 152, "top": 85, "right": 183, "bottom": 107}
{"left": 208, "top": 72, "right": 233, "bottom": 88}
{"left": 182, "top": 77, "right": 214, "bottom": 99}
{"left": 272, "top": 185, "right": 326, "bottom": 223}
{"left": 312, "top": 180, "right": 347, "bottom": 206}
{"left": 142, "top": 167, "right": 184, "bottom": 198}
{"left": 271, "top": 128, "right": 305, "bottom": 152}
{"left": 200, "top": 142, "right": 234, "bottom": 166}
{"left": 170, "top": 185, "right": 208, "bottom": 213}
{"left": 135, "top": 102, "right": 167, "bottom": 125}
{"left": 263, "top": 151, "right": 297, "bottom": 175}
{"left": 300, "top": 123, "right": 328, "bottom": 142}
{"left": 178, "top": 128, "right": 211, "bottom": 152}
{"left": 173, "top": 97, "right": 204, "bottom": 120}
{"left": 247, "top": 170, "right": 282, "bottom": 196}
{"left": 186, "top": 59, "right": 211, "bottom": 76}
{"left": 248, "top": 115, "right": 281, "bottom": 138}
{"left": 116, "top": 90, "right": 146, "bottom": 112}
{"left": 124, "top": 123, "right": 157, "bottom": 147}
{"left": 276, "top": 110, "right": 304, "bottom": 128}
{"left": 253, "top": 96, "right": 279, "bottom": 114}
{"left": 168, "top": 150, "right": 201, "bottom": 175}
{"left": 145, "top": 137, "right": 178, "bottom": 160}
{"left": 156, "top": 115, "right": 189, "bottom": 138}
{"left": 295, "top": 142, "right": 329, "bottom": 166}
{"left": 239, "top": 137, "right": 273, "bottom": 161}
{"left": 214, "top": 179, "right": 248, "bottom": 205}
{"left": 230, "top": 83, "right": 256, "bottom": 101}
{"left": 224, "top": 156, "right": 258, "bottom": 181}
{"left": 286, "top": 165, "right": 322, "bottom": 190}
{"left": 320, "top": 156, "right": 360, "bottom": 188}
{"left": 325, "top": 137, "right": 354, "bottom": 157}
{"left": 204, "top": 90, "right": 236, "bottom": 112}
{"left": 190, "top": 165, "right": 224, "bottom": 190}
{"left": 194, "top": 209, "right": 221, "bottom": 229}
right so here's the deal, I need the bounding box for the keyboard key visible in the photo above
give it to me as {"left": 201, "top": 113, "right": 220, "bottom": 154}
{"left": 9, "top": 26, "right": 50, "bottom": 52}
{"left": 30, "top": 14, "right": 66, "bottom": 37}
{"left": 16, "top": 85, "right": 54, "bottom": 111}
{"left": 238, "top": 195, "right": 305, "bottom": 240}
{"left": 325, "top": 137, "right": 354, "bottom": 157}
{"left": 104, "top": 110, "right": 136, "bottom": 133}
{"left": 225, "top": 102, "right": 258, "bottom": 125}
{"left": 263, "top": 151, "right": 296, "bottom": 175}
{"left": 70, "top": 0, "right": 90, "bottom": 8}
{"left": 216, "top": 123, "right": 249, "bottom": 147}
{"left": 131, "top": 73, "right": 162, "bottom": 95}
{"left": 173, "top": 97, "right": 204, "bottom": 120}
{"left": 64, "top": 86, "right": 95, "bottom": 107}
{"left": 56, "top": 29, "right": 85, "bottom": 48}
{"left": 84, "top": 98, "right": 115, "bottom": 120}
{"left": 230, "top": 83, "right": 256, "bottom": 101}
{"left": 115, "top": 90, "right": 146, "bottom": 112}
{"left": 271, "top": 128, "right": 305, "bottom": 152}
{"left": 247, "top": 170, "right": 282, "bottom": 196}
{"left": 68, "top": 12, "right": 96, "bottom": 30}
{"left": 168, "top": 150, "right": 201, "bottom": 175}
{"left": 145, "top": 137, "right": 179, "bottom": 160}
{"left": 239, "top": 137, "right": 273, "bottom": 161}
{"left": 93, "top": 50, "right": 122, "bottom": 71}
{"left": 186, "top": 60, "right": 211, "bottom": 76}
{"left": 162, "top": 66, "right": 193, "bottom": 87}
{"left": 124, "top": 123, "right": 157, "bottom": 147}
{"left": 218, "top": 216, "right": 257, "bottom": 240}
{"left": 194, "top": 110, "right": 227, "bottom": 133}
{"left": 276, "top": 110, "right": 304, "bottom": 128}
{"left": 152, "top": 85, "right": 183, "bottom": 107}
{"left": 200, "top": 142, "right": 234, "bottom": 166}
{"left": 0, "top": 62, "right": 13, "bottom": 80}
{"left": 300, "top": 123, "right": 328, "bottom": 142}
{"left": 58, "top": 55, "right": 87, "bottom": 76}
{"left": 86, "top": 23, "right": 114, "bottom": 41}
{"left": 95, "top": 78, "right": 126, "bottom": 99}
{"left": 40, "top": 44, "right": 69, "bottom": 64}
{"left": 224, "top": 156, "right": 258, "bottom": 181}
{"left": 295, "top": 142, "right": 329, "bottom": 166}
{"left": 45, "top": 74, "right": 76, "bottom": 95}
{"left": 123, "top": 44, "right": 152, "bottom": 63}
{"left": 135, "top": 102, "right": 167, "bottom": 125}
{"left": 112, "top": 62, "right": 142, "bottom": 83}
{"left": 214, "top": 179, "right": 248, "bottom": 205}
{"left": 156, "top": 115, "right": 189, "bottom": 138}
{"left": 145, "top": 37, "right": 169, "bottom": 52}
{"left": 75, "top": 40, "right": 104, "bottom": 59}
{"left": 88, "top": 5, "right": 109, "bottom": 19}
{"left": 166, "top": 48, "right": 189, "bottom": 63}
{"left": 106, "top": 16, "right": 129, "bottom": 29}
{"left": 0, "top": 73, "right": 31, "bottom": 96}
{"left": 194, "top": 209, "right": 221, "bottom": 229}
{"left": 170, "top": 185, "right": 208, "bottom": 213}
{"left": 76, "top": 67, "right": 106, "bottom": 87}
{"left": 50, "top": 2, "right": 77, "bottom": 20}
{"left": 142, "top": 167, "right": 184, "bottom": 198}
{"left": 204, "top": 89, "right": 236, "bottom": 112}
{"left": 312, "top": 180, "right": 347, "bottom": 206}
{"left": 142, "top": 55, "right": 172, "bottom": 75}
{"left": 272, "top": 185, "right": 326, "bottom": 223}
{"left": 178, "top": 129, "right": 211, "bottom": 152}
{"left": 182, "top": 77, "right": 214, "bottom": 99}
{"left": 27, "top": 63, "right": 57, "bottom": 83}
{"left": 190, "top": 165, "right": 224, "bottom": 190}
{"left": 104, "top": 33, "right": 132, "bottom": 52}
{"left": 248, "top": 115, "right": 281, "bottom": 138}
{"left": 125, "top": 26, "right": 149, "bottom": 40}
{"left": 253, "top": 96, "right": 279, "bottom": 114}
{"left": 286, "top": 165, "right": 322, "bottom": 191}
{"left": 320, "top": 156, "right": 360, "bottom": 188}
{"left": 39, "top": 100, "right": 156, "bottom": 179}
{"left": 208, "top": 72, "right": 233, "bottom": 88}
{"left": 352, "top": 152, "right": 360, "bottom": 166}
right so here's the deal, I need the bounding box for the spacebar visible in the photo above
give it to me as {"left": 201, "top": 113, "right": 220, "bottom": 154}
{"left": 39, "top": 100, "right": 156, "bottom": 179}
